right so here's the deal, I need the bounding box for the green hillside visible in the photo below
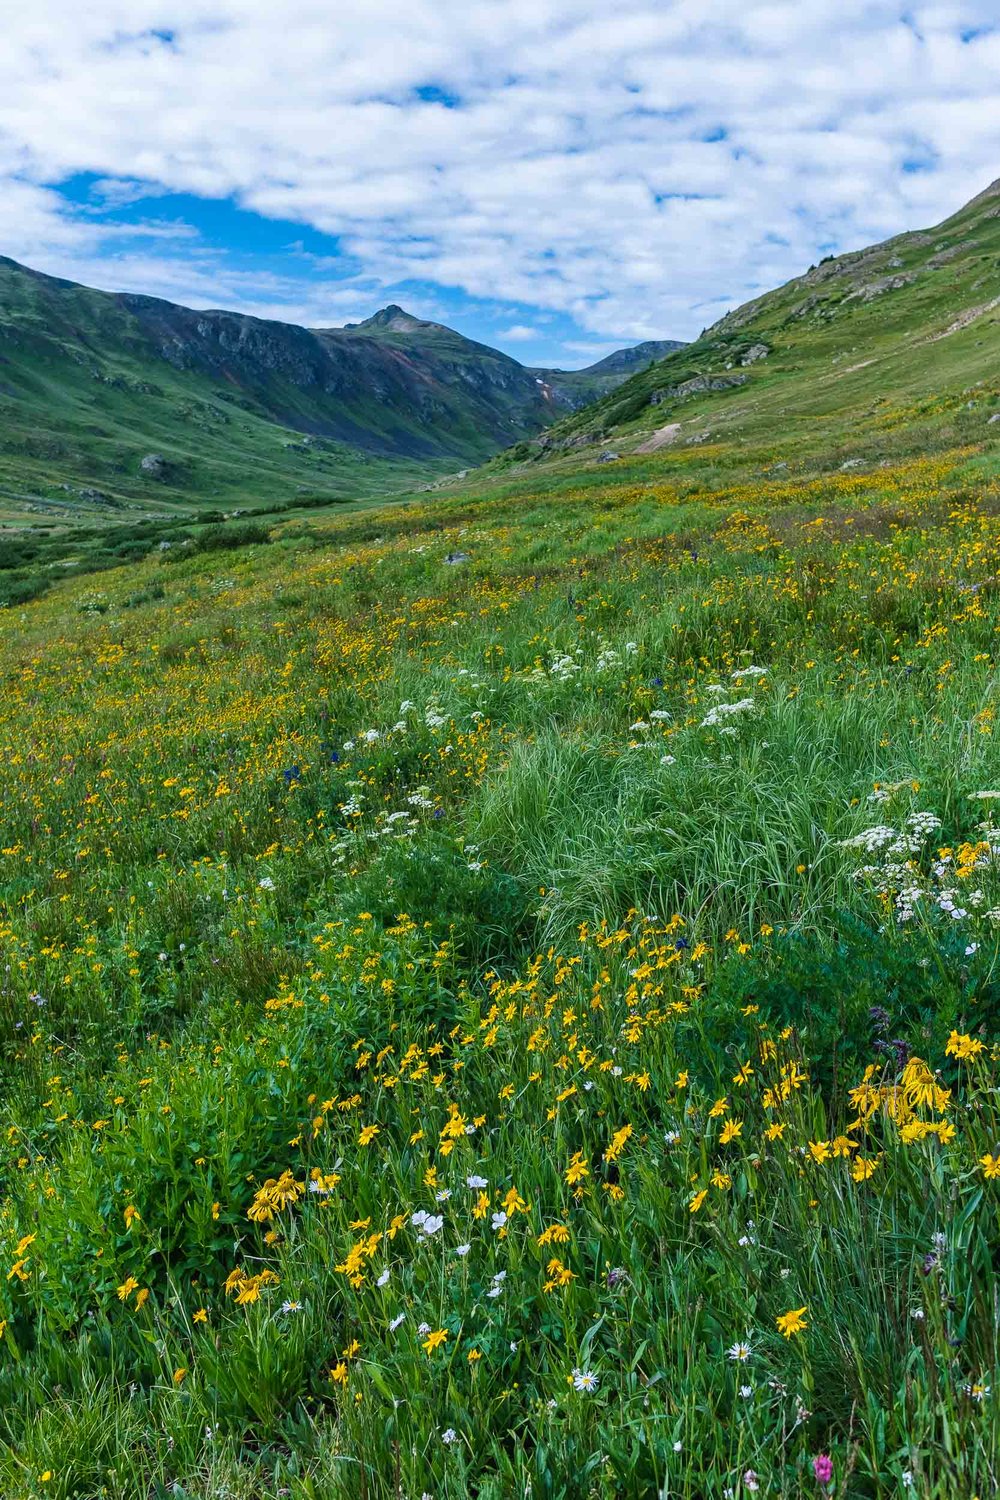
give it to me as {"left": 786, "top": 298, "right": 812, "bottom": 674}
{"left": 6, "top": 181, "right": 1000, "bottom": 1499}
{"left": 0, "top": 259, "right": 675, "bottom": 526}
{"left": 501, "top": 177, "right": 1000, "bottom": 475}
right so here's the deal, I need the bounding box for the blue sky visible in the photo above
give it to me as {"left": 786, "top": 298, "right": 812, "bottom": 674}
{"left": 1, "top": 2, "right": 1000, "bottom": 367}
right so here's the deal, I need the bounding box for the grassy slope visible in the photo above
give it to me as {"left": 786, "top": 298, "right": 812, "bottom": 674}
{"left": 0, "top": 264, "right": 671, "bottom": 527}
{"left": 500, "top": 179, "right": 1000, "bottom": 474}
{"left": 4, "top": 188, "right": 1000, "bottom": 1497}
{"left": 0, "top": 278, "right": 430, "bottom": 524}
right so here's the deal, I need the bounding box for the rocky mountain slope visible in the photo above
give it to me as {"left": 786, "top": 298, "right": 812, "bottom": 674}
{"left": 510, "top": 179, "right": 1000, "bottom": 473}
{"left": 0, "top": 257, "right": 678, "bottom": 521}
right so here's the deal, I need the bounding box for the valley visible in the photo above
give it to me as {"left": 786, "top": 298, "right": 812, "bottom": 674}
{"left": 2, "top": 175, "right": 1000, "bottom": 1499}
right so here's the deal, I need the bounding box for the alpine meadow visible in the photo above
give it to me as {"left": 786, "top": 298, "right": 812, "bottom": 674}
{"left": 8, "top": 64, "right": 1000, "bottom": 1500}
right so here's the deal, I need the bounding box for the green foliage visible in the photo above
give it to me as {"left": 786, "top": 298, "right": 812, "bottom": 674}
{"left": 0, "top": 570, "right": 49, "bottom": 607}
{"left": 6, "top": 180, "right": 1000, "bottom": 1497}
{"left": 194, "top": 521, "right": 272, "bottom": 553}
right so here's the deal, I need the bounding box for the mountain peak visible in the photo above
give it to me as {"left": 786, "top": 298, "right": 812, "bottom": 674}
{"left": 345, "top": 304, "right": 431, "bottom": 333}
{"left": 961, "top": 176, "right": 1000, "bottom": 213}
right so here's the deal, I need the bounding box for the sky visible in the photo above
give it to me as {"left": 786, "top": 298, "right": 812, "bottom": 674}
{"left": 2, "top": 3, "right": 1000, "bottom": 368}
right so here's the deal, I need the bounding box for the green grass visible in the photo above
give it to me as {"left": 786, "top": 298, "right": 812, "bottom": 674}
{"left": 2, "top": 419, "right": 1000, "bottom": 1496}
{"left": 5, "top": 184, "right": 1000, "bottom": 1498}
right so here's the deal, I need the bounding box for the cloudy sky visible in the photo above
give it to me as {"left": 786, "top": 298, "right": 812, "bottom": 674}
{"left": 2, "top": 2, "right": 1000, "bottom": 366}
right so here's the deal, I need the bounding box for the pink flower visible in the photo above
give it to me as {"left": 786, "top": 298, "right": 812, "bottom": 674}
{"left": 812, "top": 1454, "right": 834, "bottom": 1486}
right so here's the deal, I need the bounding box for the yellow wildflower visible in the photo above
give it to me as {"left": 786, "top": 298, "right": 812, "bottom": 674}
{"left": 776, "top": 1306, "right": 808, "bottom": 1339}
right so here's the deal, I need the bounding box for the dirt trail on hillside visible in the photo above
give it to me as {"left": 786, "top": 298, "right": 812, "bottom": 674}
{"left": 634, "top": 422, "right": 681, "bottom": 453}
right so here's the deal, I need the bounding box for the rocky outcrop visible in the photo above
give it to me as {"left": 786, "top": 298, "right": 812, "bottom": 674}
{"left": 843, "top": 274, "right": 916, "bottom": 303}
{"left": 650, "top": 373, "right": 747, "bottom": 405}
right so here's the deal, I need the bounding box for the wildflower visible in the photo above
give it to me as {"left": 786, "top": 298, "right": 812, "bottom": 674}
{"left": 441, "top": 1427, "right": 458, "bottom": 1444}
{"left": 193, "top": 1307, "right": 208, "bottom": 1323}
{"left": 389, "top": 1312, "right": 405, "bottom": 1331}
{"left": 980, "top": 1153, "right": 1000, "bottom": 1179}
{"left": 689, "top": 1189, "right": 708, "bottom": 1213}
{"left": 571, "top": 1368, "right": 598, "bottom": 1392}
{"left": 358, "top": 1124, "right": 380, "bottom": 1146}
{"left": 946, "top": 1030, "right": 985, "bottom": 1060}
{"left": 564, "top": 1151, "right": 590, "bottom": 1186}
{"left": 491, "top": 1211, "right": 508, "bottom": 1231}
{"left": 719, "top": 1119, "right": 743, "bottom": 1145}
{"left": 173, "top": 1367, "right": 188, "bottom": 1385}
{"left": 247, "top": 1169, "right": 303, "bottom": 1223}
{"left": 466, "top": 1174, "right": 489, "bottom": 1189}
{"left": 117, "top": 1276, "right": 139, "bottom": 1301}
{"left": 542, "top": 1257, "right": 576, "bottom": 1292}
{"left": 422, "top": 1328, "right": 448, "bottom": 1355}
{"left": 776, "top": 1306, "right": 808, "bottom": 1338}
{"left": 123, "top": 1205, "right": 140, "bottom": 1230}
{"left": 281, "top": 1300, "right": 303, "bottom": 1314}
{"left": 604, "top": 1123, "right": 633, "bottom": 1162}
{"left": 744, "top": 1473, "right": 759, "bottom": 1493}
{"left": 727, "top": 1341, "right": 752, "bottom": 1362}
{"left": 813, "top": 1454, "right": 834, "bottom": 1485}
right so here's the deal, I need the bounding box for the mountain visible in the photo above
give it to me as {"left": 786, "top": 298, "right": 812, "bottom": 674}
{"left": 513, "top": 180, "right": 1000, "bottom": 471}
{"left": 566, "top": 338, "right": 686, "bottom": 377}
{"left": 342, "top": 305, "right": 432, "bottom": 333}
{"left": 336, "top": 303, "right": 681, "bottom": 409}
{"left": 0, "top": 259, "right": 678, "bottom": 522}
{"left": 527, "top": 338, "right": 685, "bottom": 409}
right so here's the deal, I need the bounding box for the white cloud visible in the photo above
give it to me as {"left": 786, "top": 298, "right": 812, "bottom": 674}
{"left": 0, "top": 1, "right": 999, "bottom": 343}
{"left": 497, "top": 324, "right": 541, "bottom": 342}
